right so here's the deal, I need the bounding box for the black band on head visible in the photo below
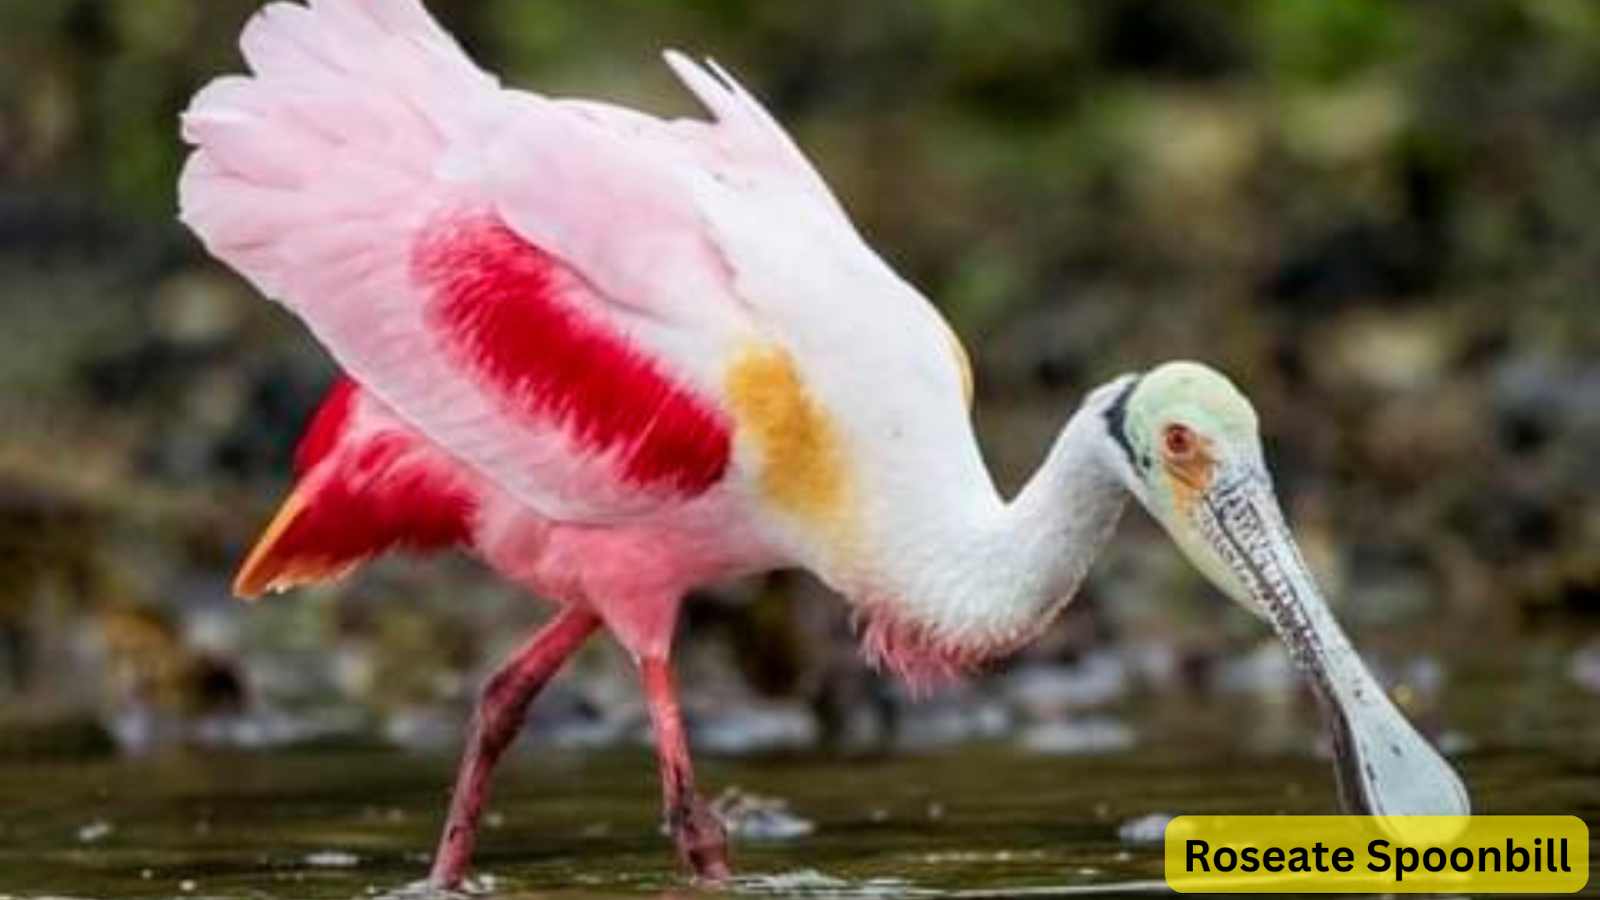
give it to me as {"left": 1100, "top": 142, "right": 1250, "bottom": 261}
{"left": 1103, "top": 374, "right": 1144, "bottom": 470}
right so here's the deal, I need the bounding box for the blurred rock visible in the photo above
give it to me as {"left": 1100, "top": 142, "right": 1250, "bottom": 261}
{"left": 1018, "top": 716, "right": 1137, "bottom": 756}
{"left": 110, "top": 705, "right": 366, "bottom": 754}
{"left": 894, "top": 690, "right": 1012, "bottom": 751}
{"left": 1317, "top": 309, "right": 1456, "bottom": 394}
{"left": 1117, "top": 812, "right": 1178, "bottom": 845}
{"left": 76, "top": 820, "right": 114, "bottom": 844}
{"left": 1436, "top": 730, "right": 1476, "bottom": 757}
{"left": 693, "top": 702, "right": 818, "bottom": 756}
{"left": 1212, "top": 641, "right": 1295, "bottom": 698}
{"left": 1000, "top": 653, "right": 1130, "bottom": 718}
{"left": 151, "top": 272, "right": 249, "bottom": 348}
{"left": 1492, "top": 355, "right": 1600, "bottom": 462}
{"left": 302, "top": 850, "right": 361, "bottom": 869}
{"left": 521, "top": 683, "right": 629, "bottom": 750}
{"left": 381, "top": 706, "right": 460, "bottom": 753}
{"left": 1568, "top": 642, "right": 1600, "bottom": 694}
{"left": 711, "top": 788, "right": 816, "bottom": 841}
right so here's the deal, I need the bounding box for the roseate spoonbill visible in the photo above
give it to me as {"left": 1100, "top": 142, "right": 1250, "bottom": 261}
{"left": 177, "top": 0, "right": 1469, "bottom": 887}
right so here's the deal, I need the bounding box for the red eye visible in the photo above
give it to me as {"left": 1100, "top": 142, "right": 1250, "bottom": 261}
{"left": 1163, "top": 423, "right": 1197, "bottom": 460}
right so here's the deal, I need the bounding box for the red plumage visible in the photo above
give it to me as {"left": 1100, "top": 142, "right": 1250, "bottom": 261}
{"left": 293, "top": 375, "right": 359, "bottom": 476}
{"left": 289, "top": 435, "right": 474, "bottom": 563}
{"left": 415, "top": 211, "right": 732, "bottom": 494}
{"left": 235, "top": 384, "right": 476, "bottom": 597}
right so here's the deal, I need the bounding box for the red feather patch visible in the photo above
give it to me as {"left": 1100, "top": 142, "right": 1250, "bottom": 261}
{"left": 294, "top": 376, "right": 359, "bottom": 476}
{"left": 235, "top": 386, "right": 475, "bottom": 597}
{"left": 413, "top": 210, "right": 731, "bottom": 494}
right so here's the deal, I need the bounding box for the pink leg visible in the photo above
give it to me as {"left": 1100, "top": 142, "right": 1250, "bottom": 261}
{"left": 640, "top": 657, "right": 731, "bottom": 882}
{"left": 429, "top": 606, "right": 600, "bottom": 889}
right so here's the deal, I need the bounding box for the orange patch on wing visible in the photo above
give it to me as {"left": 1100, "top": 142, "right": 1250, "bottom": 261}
{"left": 724, "top": 344, "right": 852, "bottom": 531}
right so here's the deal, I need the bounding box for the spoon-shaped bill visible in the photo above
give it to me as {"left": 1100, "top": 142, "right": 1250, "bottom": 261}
{"left": 1198, "top": 470, "right": 1471, "bottom": 819}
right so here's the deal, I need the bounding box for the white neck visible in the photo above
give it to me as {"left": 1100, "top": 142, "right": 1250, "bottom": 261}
{"left": 991, "top": 402, "right": 1131, "bottom": 631}
{"left": 846, "top": 391, "right": 1130, "bottom": 683}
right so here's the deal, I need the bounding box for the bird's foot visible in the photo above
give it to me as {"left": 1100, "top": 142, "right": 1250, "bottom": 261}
{"left": 675, "top": 802, "right": 732, "bottom": 884}
{"left": 426, "top": 822, "right": 478, "bottom": 894}
{"left": 423, "top": 870, "right": 472, "bottom": 897}
{"left": 383, "top": 875, "right": 484, "bottom": 900}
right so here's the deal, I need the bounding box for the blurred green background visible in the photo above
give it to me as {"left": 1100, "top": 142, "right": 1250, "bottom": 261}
{"left": 0, "top": 0, "right": 1597, "bottom": 758}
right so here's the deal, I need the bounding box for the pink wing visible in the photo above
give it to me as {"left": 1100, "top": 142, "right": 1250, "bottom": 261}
{"left": 179, "top": 0, "right": 847, "bottom": 522}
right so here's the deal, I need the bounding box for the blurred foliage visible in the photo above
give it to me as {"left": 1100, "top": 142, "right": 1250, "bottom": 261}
{"left": 1, "top": 0, "right": 1599, "bottom": 741}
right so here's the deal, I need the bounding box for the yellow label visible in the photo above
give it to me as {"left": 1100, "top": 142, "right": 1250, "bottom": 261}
{"left": 1165, "top": 815, "right": 1588, "bottom": 893}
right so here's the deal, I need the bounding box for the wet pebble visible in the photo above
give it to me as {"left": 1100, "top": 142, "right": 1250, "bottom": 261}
{"left": 1117, "top": 812, "right": 1176, "bottom": 844}
{"left": 76, "top": 819, "right": 113, "bottom": 844}
{"left": 712, "top": 788, "right": 815, "bottom": 841}
{"left": 1119, "top": 812, "right": 1183, "bottom": 845}
{"left": 303, "top": 850, "right": 361, "bottom": 868}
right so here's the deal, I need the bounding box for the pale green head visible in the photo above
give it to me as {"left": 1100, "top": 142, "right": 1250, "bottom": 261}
{"left": 1102, "top": 361, "right": 1264, "bottom": 607}
{"left": 1093, "top": 361, "right": 1470, "bottom": 820}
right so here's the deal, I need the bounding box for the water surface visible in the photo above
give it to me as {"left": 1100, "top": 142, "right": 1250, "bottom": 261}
{"left": 0, "top": 647, "right": 1595, "bottom": 899}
